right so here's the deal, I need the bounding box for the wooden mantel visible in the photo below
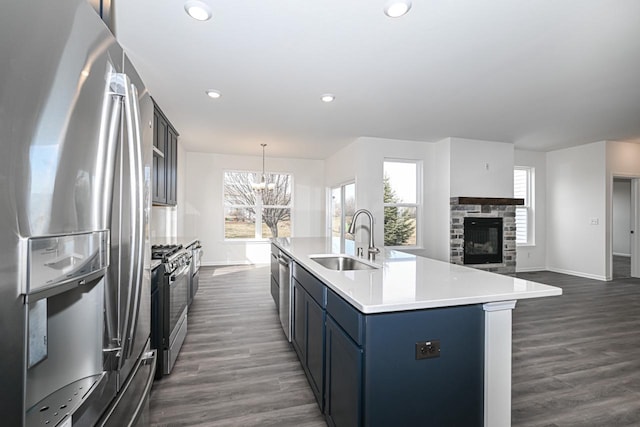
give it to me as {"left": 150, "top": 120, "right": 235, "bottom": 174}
{"left": 450, "top": 197, "right": 524, "bottom": 206}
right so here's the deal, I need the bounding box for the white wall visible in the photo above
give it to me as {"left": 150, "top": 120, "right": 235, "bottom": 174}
{"left": 546, "top": 141, "right": 608, "bottom": 280}
{"left": 449, "top": 138, "right": 515, "bottom": 198}
{"left": 325, "top": 137, "right": 431, "bottom": 251}
{"left": 429, "top": 139, "right": 451, "bottom": 261}
{"left": 612, "top": 179, "right": 631, "bottom": 256}
{"left": 184, "top": 152, "right": 325, "bottom": 265}
{"left": 514, "top": 150, "right": 547, "bottom": 272}
{"left": 324, "top": 136, "right": 515, "bottom": 262}
{"left": 607, "top": 141, "right": 640, "bottom": 176}
{"left": 422, "top": 138, "right": 515, "bottom": 261}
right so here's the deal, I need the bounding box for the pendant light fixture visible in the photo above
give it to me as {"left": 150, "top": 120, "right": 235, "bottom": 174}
{"left": 252, "top": 144, "right": 276, "bottom": 193}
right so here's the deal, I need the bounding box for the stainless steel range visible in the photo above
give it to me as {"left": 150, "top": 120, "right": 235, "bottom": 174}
{"left": 151, "top": 244, "right": 191, "bottom": 377}
{"left": 187, "top": 240, "right": 203, "bottom": 306}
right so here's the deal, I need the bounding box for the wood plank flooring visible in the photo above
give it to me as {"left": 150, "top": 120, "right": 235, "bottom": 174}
{"left": 150, "top": 263, "right": 640, "bottom": 426}
{"left": 513, "top": 269, "right": 640, "bottom": 426}
{"left": 613, "top": 255, "right": 632, "bottom": 279}
{"left": 149, "top": 265, "right": 325, "bottom": 426}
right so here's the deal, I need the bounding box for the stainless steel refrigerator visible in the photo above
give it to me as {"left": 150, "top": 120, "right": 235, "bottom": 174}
{"left": 0, "top": 1, "right": 156, "bottom": 425}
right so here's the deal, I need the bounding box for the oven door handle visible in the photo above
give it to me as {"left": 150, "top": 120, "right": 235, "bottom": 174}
{"left": 169, "top": 263, "right": 191, "bottom": 283}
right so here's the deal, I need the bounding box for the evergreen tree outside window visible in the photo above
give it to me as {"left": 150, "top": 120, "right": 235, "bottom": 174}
{"left": 383, "top": 160, "right": 419, "bottom": 246}
{"left": 224, "top": 170, "right": 292, "bottom": 239}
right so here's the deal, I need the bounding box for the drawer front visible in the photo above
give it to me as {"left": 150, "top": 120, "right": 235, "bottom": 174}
{"left": 270, "top": 244, "right": 280, "bottom": 280}
{"left": 326, "top": 289, "right": 364, "bottom": 346}
{"left": 270, "top": 276, "right": 279, "bottom": 309}
{"left": 292, "top": 263, "right": 325, "bottom": 307}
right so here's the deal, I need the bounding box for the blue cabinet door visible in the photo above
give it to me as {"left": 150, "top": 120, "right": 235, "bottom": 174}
{"left": 325, "top": 315, "right": 362, "bottom": 427}
{"left": 306, "top": 294, "right": 325, "bottom": 409}
{"left": 292, "top": 281, "right": 305, "bottom": 360}
{"left": 293, "top": 280, "right": 325, "bottom": 410}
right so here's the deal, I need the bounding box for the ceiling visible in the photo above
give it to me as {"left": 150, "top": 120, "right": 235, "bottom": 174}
{"left": 115, "top": 0, "right": 640, "bottom": 160}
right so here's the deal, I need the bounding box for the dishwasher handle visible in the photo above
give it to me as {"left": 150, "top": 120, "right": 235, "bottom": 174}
{"left": 278, "top": 254, "right": 291, "bottom": 267}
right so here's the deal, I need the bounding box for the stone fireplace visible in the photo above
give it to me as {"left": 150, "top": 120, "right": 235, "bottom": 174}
{"left": 450, "top": 197, "right": 523, "bottom": 275}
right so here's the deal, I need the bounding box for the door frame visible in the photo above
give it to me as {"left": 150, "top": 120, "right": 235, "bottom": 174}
{"left": 609, "top": 175, "right": 640, "bottom": 279}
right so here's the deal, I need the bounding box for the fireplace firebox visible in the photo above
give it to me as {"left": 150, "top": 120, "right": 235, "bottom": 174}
{"left": 463, "top": 217, "right": 503, "bottom": 264}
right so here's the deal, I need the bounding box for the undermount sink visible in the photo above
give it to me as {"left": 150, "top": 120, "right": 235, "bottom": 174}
{"left": 310, "top": 255, "right": 380, "bottom": 271}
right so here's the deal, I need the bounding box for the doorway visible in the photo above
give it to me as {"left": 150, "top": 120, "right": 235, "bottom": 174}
{"left": 611, "top": 177, "right": 640, "bottom": 279}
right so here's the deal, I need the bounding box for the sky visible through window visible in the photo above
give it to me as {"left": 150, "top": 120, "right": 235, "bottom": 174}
{"left": 384, "top": 161, "right": 416, "bottom": 203}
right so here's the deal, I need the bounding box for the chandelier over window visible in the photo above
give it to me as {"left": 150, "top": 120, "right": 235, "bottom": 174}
{"left": 252, "top": 143, "right": 276, "bottom": 192}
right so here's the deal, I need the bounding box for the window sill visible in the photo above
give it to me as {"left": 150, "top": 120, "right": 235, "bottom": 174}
{"left": 223, "top": 238, "right": 272, "bottom": 243}
{"left": 516, "top": 243, "right": 536, "bottom": 248}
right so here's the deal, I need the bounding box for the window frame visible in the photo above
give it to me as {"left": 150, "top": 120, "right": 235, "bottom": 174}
{"left": 514, "top": 166, "right": 534, "bottom": 246}
{"left": 328, "top": 181, "right": 356, "bottom": 253}
{"left": 223, "top": 169, "right": 293, "bottom": 241}
{"left": 383, "top": 159, "right": 422, "bottom": 248}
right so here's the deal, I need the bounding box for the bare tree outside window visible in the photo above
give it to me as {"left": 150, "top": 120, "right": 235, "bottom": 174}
{"left": 224, "top": 171, "right": 292, "bottom": 239}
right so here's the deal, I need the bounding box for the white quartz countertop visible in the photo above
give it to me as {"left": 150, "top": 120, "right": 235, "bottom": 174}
{"left": 273, "top": 237, "right": 562, "bottom": 314}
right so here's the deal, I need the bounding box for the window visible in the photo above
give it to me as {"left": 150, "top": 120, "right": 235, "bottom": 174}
{"left": 514, "top": 167, "right": 533, "bottom": 245}
{"left": 330, "top": 182, "right": 356, "bottom": 253}
{"left": 383, "top": 160, "right": 419, "bottom": 247}
{"left": 224, "top": 171, "right": 292, "bottom": 239}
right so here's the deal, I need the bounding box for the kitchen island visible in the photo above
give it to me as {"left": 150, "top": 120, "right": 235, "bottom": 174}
{"left": 272, "top": 237, "right": 561, "bottom": 427}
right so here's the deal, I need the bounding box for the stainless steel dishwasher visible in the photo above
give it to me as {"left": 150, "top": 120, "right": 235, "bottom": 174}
{"left": 278, "top": 252, "right": 293, "bottom": 341}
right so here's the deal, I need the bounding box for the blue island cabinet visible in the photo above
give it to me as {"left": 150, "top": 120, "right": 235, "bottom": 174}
{"left": 292, "top": 261, "right": 485, "bottom": 426}
{"left": 292, "top": 263, "right": 326, "bottom": 410}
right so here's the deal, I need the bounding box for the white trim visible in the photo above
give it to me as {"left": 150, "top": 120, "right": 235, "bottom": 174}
{"left": 202, "top": 261, "right": 269, "bottom": 267}
{"left": 547, "top": 267, "right": 609, "bottom": 281}
{"left": 483, "top": 300, "right": 517, "bottom": 312}
{"left": 514, "top": 166, "right": 534, "bottom": 246}
{"left": 383, "top": 159, "right": 421, "bottom": 247}
{"left": 329, "top": 181, "right": 356, "bottom": 253}
{"left": 613, "top": 252, "right": 631, "bottom": 258}
{"left": 482, "top": 300, "right": 516, "bottom": 427}
{"left": 515, "top": 266, "right": 546, "bottom": 273}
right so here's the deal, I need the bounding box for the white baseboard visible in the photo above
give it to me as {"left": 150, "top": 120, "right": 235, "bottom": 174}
{"left": 515, "top": 266, "right": 546, "bottom": 273}
{"left": 202, "top": 261, "right": 264, "bottom": 267}
{"left": 547, "top": 267, "right": 609, "bottom": 282}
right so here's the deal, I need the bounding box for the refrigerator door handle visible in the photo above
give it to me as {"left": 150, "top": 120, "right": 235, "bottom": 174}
{"left": 121, "top": 77, "right": 146, "bottom": 360}
{"left": 97, "top": 349, "right": 157, "bottom": 427}
{"left": 130, "top": 350, "right": 157, "bottom": 424}
{"left": 103, "top": 73, "right": 127, "bottom": 361}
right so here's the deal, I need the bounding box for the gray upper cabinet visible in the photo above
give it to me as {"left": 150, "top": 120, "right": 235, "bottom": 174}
{"left": 152, "top": 101, "right": 178, "bottom": 206}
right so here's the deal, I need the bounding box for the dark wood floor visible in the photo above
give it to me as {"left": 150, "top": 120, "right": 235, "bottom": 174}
{"left": 149, "top": 265, "right": 325, "bottom": 426}
{"left": 150, "top": 263, "right": 640, "bottom": 426}
{"left": 513, "top": 266, "right": 640, "bottom": 426}
{"left": 613, "top": 255, "right": 632, "bottom": 279}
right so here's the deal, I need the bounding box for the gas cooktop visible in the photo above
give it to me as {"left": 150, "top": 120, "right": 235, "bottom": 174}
{"left": 151, "top": 244, "right": 184, "bottom": 261}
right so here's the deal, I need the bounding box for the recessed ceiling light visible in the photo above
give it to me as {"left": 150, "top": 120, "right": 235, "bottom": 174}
{"left": 184, "top": 0, "right": 212, "bottom": 21}
{"left": 205, "top": 90, "right": 221, "bottom": 99}
{"left": 321, "top": 94, "right": 335, "bottom": 103}
{"left": 384, "top": 1, "right": 412, "bottom": 18}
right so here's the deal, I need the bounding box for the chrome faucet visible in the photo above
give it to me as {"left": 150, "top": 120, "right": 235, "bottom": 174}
{"left": 348, "top": 209, "right": 380, "bottom": 261}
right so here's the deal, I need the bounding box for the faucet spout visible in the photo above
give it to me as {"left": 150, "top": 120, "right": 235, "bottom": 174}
{"left": 348, "top": 209, "right": 380, "bottom": 261}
